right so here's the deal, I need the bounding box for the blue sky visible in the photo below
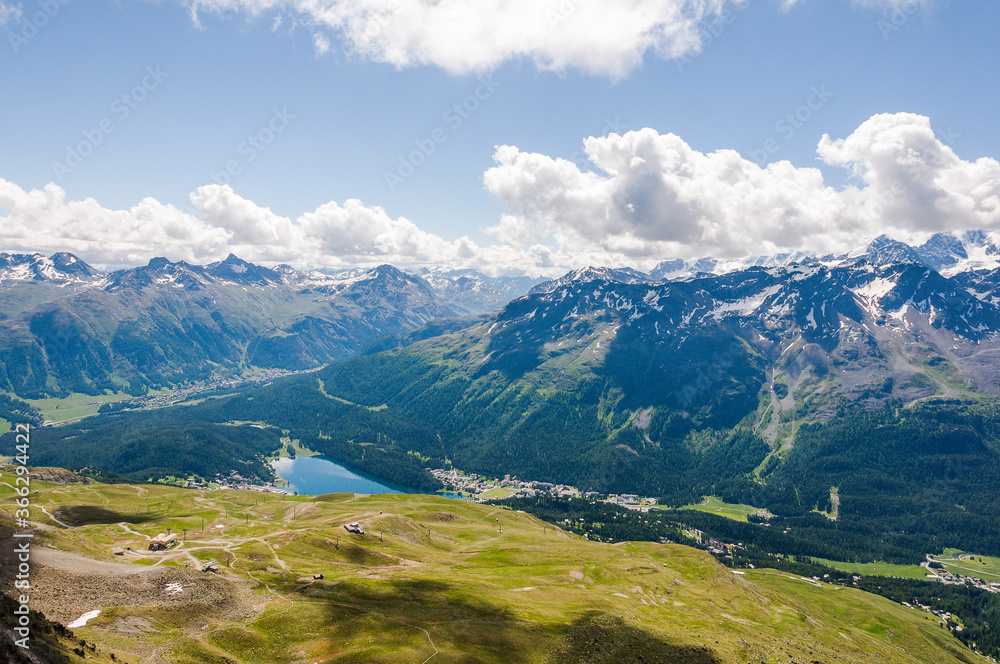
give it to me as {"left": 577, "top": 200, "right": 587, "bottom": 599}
{"left": 1, "top": 0, "right": 999, "bottom": 274}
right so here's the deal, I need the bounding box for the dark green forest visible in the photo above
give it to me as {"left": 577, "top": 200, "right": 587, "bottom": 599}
{"left": 6, "top": 356, "right": 1000, "bottom": 571}
{"left": 0, "top": 394, "right": 43, "bottom": 429}
{"left": 715, "top": 399, "right": 1000, "bottom": 558}
{"left": 23, "top": 418, "right": 281, "bottom": 482}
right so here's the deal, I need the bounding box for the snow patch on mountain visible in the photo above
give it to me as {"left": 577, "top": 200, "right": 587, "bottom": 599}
{"left": 711, "top": 285, "right": 782, "bottom": 318}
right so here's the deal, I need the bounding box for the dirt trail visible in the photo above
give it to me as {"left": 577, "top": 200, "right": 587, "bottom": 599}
{"left": 254, "top": 536, "right": 290, "bottom": 570}
{"left": 31, "top": 545, "right": 163, "bottom": 577}
{"left": 38, "top": 506, "right": 75, "bottom": 529}
{"left": 118, "top": 522, "right": 152, "bottom": 539}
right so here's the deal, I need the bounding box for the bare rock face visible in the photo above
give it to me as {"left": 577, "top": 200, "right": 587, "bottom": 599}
{"left": 24, "top": 467, "right": 93, "bottom": 485}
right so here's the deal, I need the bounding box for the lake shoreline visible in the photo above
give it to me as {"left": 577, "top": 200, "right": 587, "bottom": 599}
{"left": 269, "top": 454, "right": 435, "bottom": 496}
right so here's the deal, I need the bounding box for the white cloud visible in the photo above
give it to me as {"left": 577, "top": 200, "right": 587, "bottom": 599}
{"left": 0, "top": 180, "right": 509, "bottom": 272}
{"left": 299, "top": 199, "right": 457, "bottom": 263}
{"left": 312, "top": 31, "right": 333, "bottom": 55}
{"left": 818, "top": 113, "right": 1000, "bottom": 232}
{"left": 0, "top": 2, "right": 22, "bottom": 25}
{"left": 191, "top": 184, "right": 297, "bottom": 251}
{"left": 183, "top": 0, "right": 739, "bottom": 76}
{"left": 2, "top": 113, "right": 998, "bottom": 276}
{"left": 483, "top": 113, "right": 1000, "bottom": 265}
{"left": 0, "top": 180, "right": 231, "bottom": 266}
{"left": 177, "top": 1, "right": 940, "bottom": 75}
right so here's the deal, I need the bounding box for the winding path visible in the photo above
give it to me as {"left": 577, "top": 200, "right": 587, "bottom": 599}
{"left": 118, "top": 523, "right": 151, "bottom": 539}
{"left": 414, "top": 624, "right": 439, "bottom": 664}
{"left": 39, "top": 505, "right": 75, "bottom": 529}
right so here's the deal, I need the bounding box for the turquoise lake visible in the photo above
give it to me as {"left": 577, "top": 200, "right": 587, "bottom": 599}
{"left": 271, "top": 455, "right": 461, "bottom": 498}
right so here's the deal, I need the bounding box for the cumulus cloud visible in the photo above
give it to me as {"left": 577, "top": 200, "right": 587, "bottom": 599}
{"left": 483, "top": 113, "right": 1000, "bottom": 264}
{"left": 191, "top": 185, "right": 297, "bottom": 250}
{"left": 818, "top": 113, "right": 1000, "bottom": 231}
{"left": 2, "top": 113, "right": 998, "bottom": 276}
{"left": 0, "top": 180, "right": 500, "bottom": 271}
{"left": 182, "top": 0, "right": 738, "bottom": 76}
{"left": 177, "top": 0, "right": 939, "bottom": 75}
{"left": 0, "top": 181, "right": 230, "bottom": 266}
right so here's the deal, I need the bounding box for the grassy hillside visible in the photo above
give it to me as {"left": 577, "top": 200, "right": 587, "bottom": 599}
{"left": 0, "top": 472, "right": 988, "bottom": 664}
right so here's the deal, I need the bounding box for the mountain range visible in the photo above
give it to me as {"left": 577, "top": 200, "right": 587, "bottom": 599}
{"left": 1, "top": 229, "right": 999, "bottom": 405}
{"left": 9, "top": 230, "right": 998, "bottom": 483}
{"left": 646, "top": 229, "right": 1000, "bottom": 279}
{"left": 0, "top": 253, "right": 542, "bottom": 397}
{"left": 282, "top": 252, "right": 1000, "bottom": 495}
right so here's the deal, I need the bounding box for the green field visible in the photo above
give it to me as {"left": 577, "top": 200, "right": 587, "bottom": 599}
{"left": 4, "top": 389, "right": 172, "bottom": 425}
{"left": 812, "top": 557, "right": 933, "bottom": 580}
{"left": 478, "top": 486, "right": 517, "bottom": 500}
{"left": 0, "top": 470, "right": 988, "bottom": 664}
{"left": 269, "top": 438, "right": 320, "bottom": 459}
{"left": 682, "top": 495, "right": 768, "bottom": 522}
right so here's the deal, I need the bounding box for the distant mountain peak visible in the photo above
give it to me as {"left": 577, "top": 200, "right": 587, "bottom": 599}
{"left": 409, "top": 267, "right": 545, "bottom": 315}
{"left": 649, "top": 253, "right": 819, "bottom": 281}
{"left": 0, "top": 252, "right": 103, "bottom": 285}
{"left": 370, "top": 264, "right": 406, "bottom": 278}
{"left": 147, "top": 256, "right": 173, "bottom": 270}
{"left": 206, "top": 254, "right": 280, "bottom": 286}
{"left": 530, "top": 266, "right": 651, "bottom": 294}
{"left": 838, "top": 230, "right": 1000, "bottom": 275}
{"left": 844, "top": 235, "right": 923, "bottom": 268}
{"left": 571, "top": 266, "right": 648, "bottom": 282}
